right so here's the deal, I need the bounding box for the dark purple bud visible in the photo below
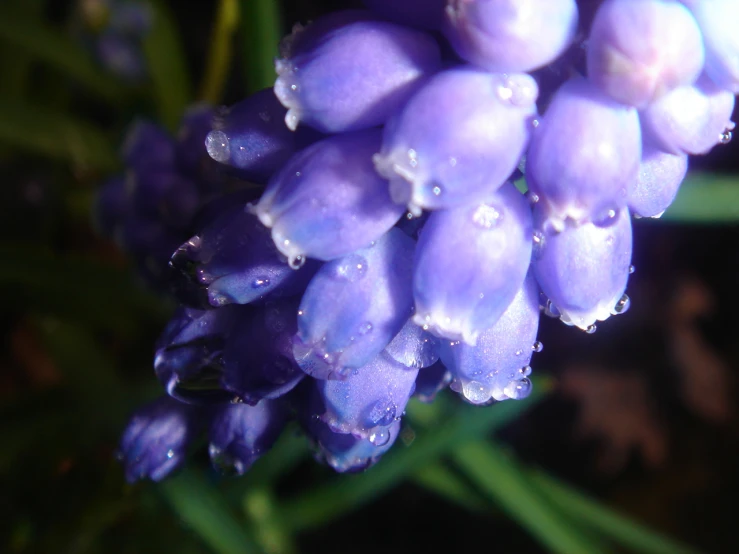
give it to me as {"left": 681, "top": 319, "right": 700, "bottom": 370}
{"left": 274, "top": 11, "right": 442, "bottom": 133}
{"left": 533, "top": 204, "right": 632, "bottom": 331}
{"left": 93, "top": 175, "right": 128, "bottom": 238}
{"left": 154, "top": 305, "right": 242, "bottom": 404}
{"left": 205, "top": 89, "right": 322, "bottom": 184}
{"left": 222, "top": 300, "right": 305, "bottom": 404}
{"left": 253, "top": 130, "right": 405, "bottom": 266}
{"left": 292, "top": 229, "right": 415, "bottom": 380}
{"left": 587, "top": 0, "right": 704, "bottom": 108}
{"left": 629, "top": 141, "right": 688, "bottom": 218}
{"left": 362, "top": 0, "right": 445, "bottom": 29}
{"left": 640, "top": 74, "right": 736, "bottom": 156}
{"left": 444, "top": 0, "right": 578, "bottom": 73}
{"left": 375, "top": 68, "right": 538, "bottom": 214}
{"left": 413, "top": 182, "right": 533, "bottom": 345}
{"left": 526, "top": 77, "right": 641, "bottom": 229}
{"left": 120, "top": 120, "right": 176, "bottom": 173}
{"left": 440, "top": 273, "right": 540, "bottom": 404}
{"left": 207, "top": 400, "right": 289, "bottom": 476}
{"left": 117, "top": 396, "right": 200, "bottom": 483}
{"left": 169, "top": 195, "right": 319, "bottom": 309}
{"left": 318, "top": 351, "right": 418, "bottom": 440}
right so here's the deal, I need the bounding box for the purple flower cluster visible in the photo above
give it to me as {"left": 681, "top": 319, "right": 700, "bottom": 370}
{"left": 94, "top": 107, "right": 224, "bottom": 288}
{"left": 117, "top": 0, "right": 737, "bottom": 481}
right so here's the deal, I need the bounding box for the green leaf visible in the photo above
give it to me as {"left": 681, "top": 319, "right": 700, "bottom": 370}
{"left": 240, "top": 0, "right": 281, "bottom": 92}
{"left": 199, "top": 0, "right": 240, "bottom": 105}
{"left": 0, "top": 100, "right": 117, "bottom": 170}
{"left": 142, "top": 0, "right": 192, "bottom": 131}
{"left": 411, "top": 461, "right": 488, "bottom": 513}
{"left": 528, "top": 469, "right": 700, "bottom": 554}
{"left": 280, "top": 379, "right": 549, "bottom": 532}
{"left": 453, "top": 441, "right": 606, "bottom": 554}
{"left": 660, "top": 173, "right": 739, "bottom": 223}
{"left": 0, "top": 4, "right": 127, "bottom": 103}
{"left": 160, "top": 469, "right": 261, "bottom": 554}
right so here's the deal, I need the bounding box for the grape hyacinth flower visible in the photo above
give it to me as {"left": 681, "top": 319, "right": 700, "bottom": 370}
{"left": 116, "top": 0, "right": 738, "bottom": 481}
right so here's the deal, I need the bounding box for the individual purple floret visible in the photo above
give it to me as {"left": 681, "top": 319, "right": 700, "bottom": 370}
{"left": 306, "top": 405, "right": 401, "bottom": 472}
{"left": 374, "top": 68, "right": 539, "bottom": 215}
{"left": 383, "top": 317, "right": 440, "bottom": 370}
{"left": 169, "top": 193, "right": 318, "bottom": 308}
{"left": 443, "top": 0, "right": 578, "bottom": 73}
{"left": 222, "top": 300, "right": 305, "bottom": 404}
{"left": 362, "top": 0, "right": 445, "bottom": 29}
{"left": 526, "top": 77, "right": 641, "bottom": 230}
{"left": 587, "top": 0, "right": 704, "bottom": 108}
{"left": 208, "top": 400, "right": 289, "bottom": 476}
{"left": 413, "top": 182, "right": 533, "bottom": 345}
{"left": 117, "top": 396, "right": 200, "bottom": 483}
{"left": 252, "top": 130, "right": 405, "bottom": 267}
{"left": 681, "top": 0, "right": 739, "bottom": 93}
{"left": 154, "top": 305, "right": 242, "bottom": 404}
{"left": 205, "top": 89, "right": 322, "bottom": 184}
{"left": 413, "top": 360, "right": 451, "bottom": 403}
{"left": 629, "top": 141, "right": 688, "bottom": 219}
{"left": 274, "top": 11, "right": 442, "bottom": 133}
{"left": 292, "top": 229, "right": 415, "bottom": 380}
{"left": 440, "top": 273, "right": 540, "bottom": 405}
{"left": 317, "top": 351, "right": 418, "bottom": 441}
{"left": 533, "top": 204, "right": 633, "bottom": 331}
{"left": 640, "top": 74, "right": 736, "bottom": 156}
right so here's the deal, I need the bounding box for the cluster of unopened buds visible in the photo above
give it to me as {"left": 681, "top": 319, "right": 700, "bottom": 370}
{"left": 110, "top": 0, "right": 737, "bottom": 481}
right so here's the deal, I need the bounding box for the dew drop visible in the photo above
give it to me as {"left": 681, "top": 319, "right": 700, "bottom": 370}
{"left": 462, "top": 380, "right": 489, "bottom": 404}
{"left": 472, "top": 204, "right": 501, "bottom": 229}
{"left": 528, "top": 192, "right": 540, "bottom": 204}
{"left": 504, "top": 378, "right": 532, "bottom": 400}
{"left": 719, "top": 128, "right": 733, "bottom": 144}
{"left": 432, "top": 185, "right": 442, "bottom": 196}
{"left": 334, "top": 254, "right": 368, "bottom": 282}
{"left": 519, "top": 365, "right": 532, "bottom": 377}
{"left": 629, "top": 265, "right": 635, "bottom": 274}
{"left": 585, "top": 324, "right": 597, "bottom": 334}
{"left": 166, "top": 449, "right": 175, "bottom": 459}
{"left": 288, "top": 255, "right": 306, "bottom": 270}
{"left": 532, "top": 230, "right": 546, "bottom": 260}
{"left": 251, "top": 277, "right": 271, "bottom": 289}
{"left": 358, "top": 321, "right": 373, "bottom": 336}
{"left": 532, "top": 341, "right": 543, "bottom": 353}
{"left": 515, "top": 349, "right": 523, "bottom": 356}
{"left": 611, "top": 293, "right": 631, "bottom": 315}
{"left": 367, "top": 399, "right": 396, "bottom": 427}
{"left": 593, "top": 206, "right": 619, "bottom": 228}
{"left": 368, "top": 427, "right": 391, "bottom": 447}
{"left": 544, "top": 300, "right": 560, "bottom": 318}
{"left": 205, "top": 130, "right": 230, "bottom": 163}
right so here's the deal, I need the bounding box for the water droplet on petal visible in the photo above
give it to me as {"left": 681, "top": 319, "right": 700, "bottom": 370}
{"left": 629, "top": 265, "right": 635, "bottom": 274}
{"left": 504, "top": 378, "right": 532, "bottom": 400}
{"left": 611, "top": 293, "right": 631, "bottom": 315}
{"left": 205, "top": 130, "right": 230, "bottom": 163}
{"left": 166, "top": 449, "right": 175, "bottom": 459}
{"left": 462, "top": 380, "right": 489, "bottom": 404}
{"left": 585, "top": 324, "right": 597, "bottom": 334}
{"left": 532, "top": 341, "right": 543, "bottom": 353}
{"left": 519, "top": 365, "right": 532, "bottom": 377}
{"left": 251, "top": 277, "right": 271, "bottom": 289}
{"left": 333, "top": 254, "right": 368, "bottom": 282}
{"left": 368, "top": 427, "right": 391, "bottom": 447}
{"left": 719, "top": 128, "right": 733, "bottom": 144}
{"left": 472, "top": 204, "right": 502, "bottom": 229}
{"left": 288, "top": 255, "right": 305, "bottom": 270}
{"left": 367, "top": 398, "right": 396, "bottom": 427}
{"left": 532, "top": 231, "right": 546, "bottom": 260}
{"left": 544, "top": 300, "right": 560, "bottom": 318}
{"left": 358, "top": 321, "right": 373, "bottom": 336}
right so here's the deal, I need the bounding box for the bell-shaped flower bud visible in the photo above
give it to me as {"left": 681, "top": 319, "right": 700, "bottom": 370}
{"left": 207, "top": 400, "right": 289, "bottom": 476}
{"left": 120, "top": 119, "right": 176, "bottom": 174}
{"left": 292, "top": 229, "right": 415, "bottom": 380}
{"left": 413, "top": 360, "right": 451, "bottom": 403}
{"left": 526, "top": 77, "right": 641, "bottom": 229}
{"left": 413, "top": 182, "right": 533, "bottom": 345}
{"left": 252, "top": 130, "right": 405, "bottom": 266}
{"left": 629, "top": 141, "right": 688, "bottom": 218}
{"left": 205, "top": 89, "right": 322, "bottom": 184}
{"left": 374, "top": 68, "right": 538, "bottom": 215}
{"left": 169, "top": 194, "right": 319, "bottom": 309}
{"left": 384, "top": 316, "right": 440, "bottom": 370}
{"left": 154, "top": 305, "right": 242, "bottom": 404}
{"left": 440, "top": 273, "right": 540, "bottom": 405}
{"left": 443, "top": 0, "right": 578, "bottom": 73}
{"left": 317, "top": 351, "right": 418, "bottom": 440}
{"left": 640, "top": 74, "right": 736, "bottom": 156}
{"left": 587, "top": 0, "right": 704, "bottom": 108}
{"left": 117, "top": 396, "right": 200, "bottom": 483}
{"left": 362, "top": 0, "right": 445, "bottom": 29}
{"left": 681, "top": 0, "right": 739, "bottom": 93}
{"left": 533, "top": 204, "right": 633, "bottom": 331}
{"left": 222, "top": 300, "right": 305, "bottom": 404}
{"left": 274, "top": 11, "right": 441, "bottom": 133}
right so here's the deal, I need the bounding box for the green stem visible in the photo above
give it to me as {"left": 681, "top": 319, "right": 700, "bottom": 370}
{"left": 659, "top": 172, "right": 739, "bottom": 223}
{"left": 199, "top": 0, "right": 240, "bottom": 104}
{"left": 240, "top": 0, "right": 281, "bottom": 92}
